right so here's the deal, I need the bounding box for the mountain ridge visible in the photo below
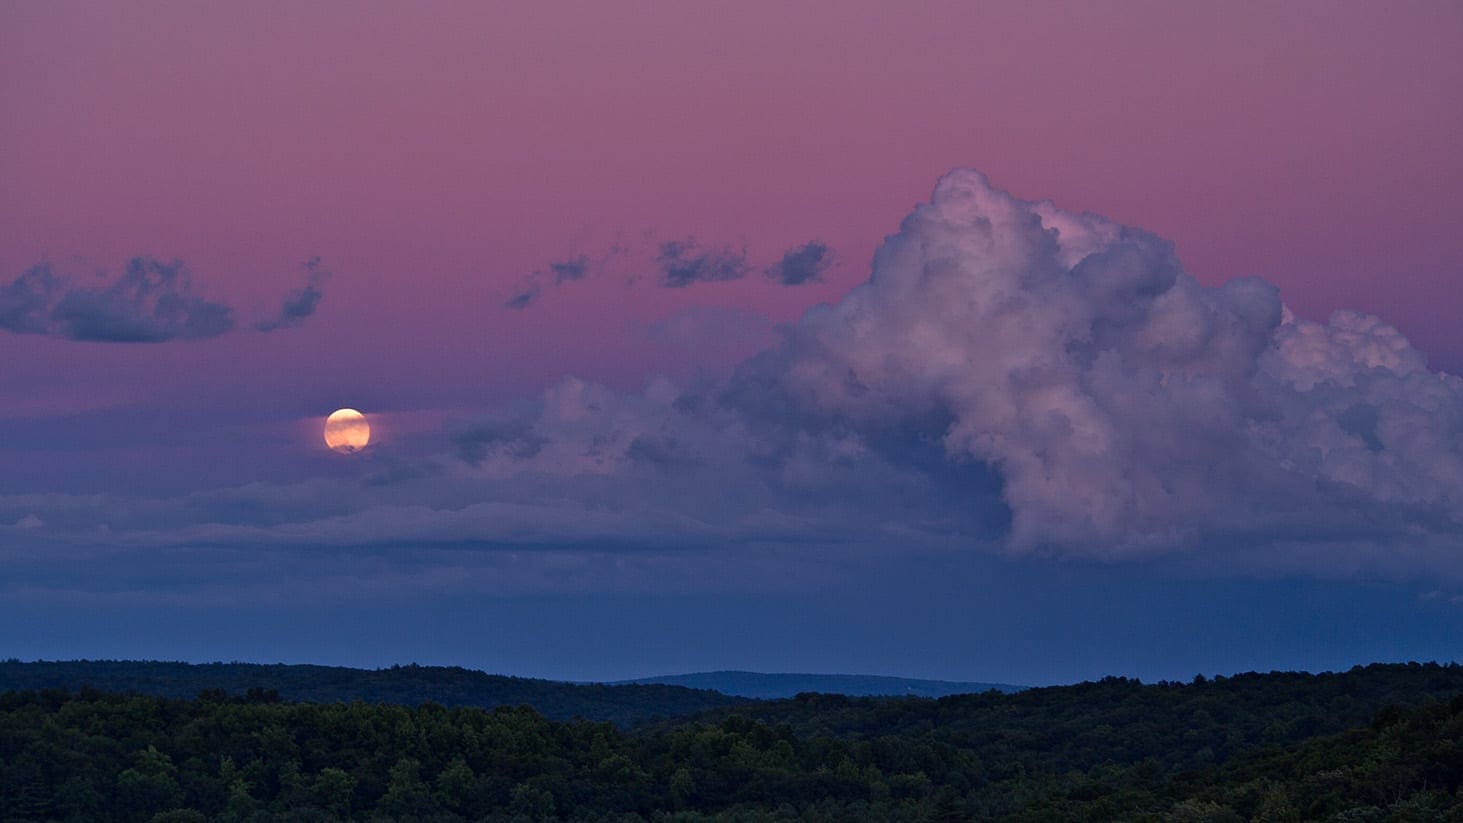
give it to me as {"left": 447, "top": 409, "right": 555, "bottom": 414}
{"left": 612, "top": 669, "right": 1023, "bottom": 698}
{"left": 0, "top": 659, "right": 744, "bottom": 726}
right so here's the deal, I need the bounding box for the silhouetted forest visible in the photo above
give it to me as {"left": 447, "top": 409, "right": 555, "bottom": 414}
{"left": 0, "top": 661, "right": 741, "bottom": 727}
{"left": 3, "top": 662, "right": 1461, "bottom": 820}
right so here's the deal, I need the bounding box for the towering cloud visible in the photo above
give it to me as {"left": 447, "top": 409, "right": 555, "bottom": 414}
{"left": 435, "top": 170, "right": 1463, "bottom": 570}
{"left": 455, "top": 170, "right": 1463, "bottom": 566}
{"left": 732, "top": 170, "right": 1463, "bottom": 555}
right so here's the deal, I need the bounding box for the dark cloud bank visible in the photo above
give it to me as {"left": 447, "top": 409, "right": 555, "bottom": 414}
{"left": 0, "top": 257, "right": 328, "bottom": 342}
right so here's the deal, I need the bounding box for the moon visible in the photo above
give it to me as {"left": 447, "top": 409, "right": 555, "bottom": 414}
{"left": 323, "top": 408, "right": 370, "bottom": 454}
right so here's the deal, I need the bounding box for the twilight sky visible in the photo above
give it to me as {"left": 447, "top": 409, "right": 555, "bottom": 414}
{"left": 4, "top": 2, "right": 1463, "bottom": 686}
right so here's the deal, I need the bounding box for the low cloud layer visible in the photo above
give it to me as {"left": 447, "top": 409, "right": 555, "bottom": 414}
{"left": 0, "top": 257, "right": 328, "bottom": 342}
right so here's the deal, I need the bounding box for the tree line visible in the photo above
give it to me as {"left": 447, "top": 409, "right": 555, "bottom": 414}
{"left": 2, "top": 662, "right": 1461, "bottom": 820}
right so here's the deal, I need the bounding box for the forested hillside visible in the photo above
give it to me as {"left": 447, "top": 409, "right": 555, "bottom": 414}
{"left": 0, "top": 660, "right": 740, "bottom": 726}
{"left": 3, "top": 662, "right": 1461, "bottom": 820}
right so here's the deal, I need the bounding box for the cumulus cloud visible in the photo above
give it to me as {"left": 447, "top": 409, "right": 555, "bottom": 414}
{"left": 730, "top": 169, "right": 1463, "bottom": 557}
{"left": 766, "top": 241, "right": 833, "bottom": 285}
{"left": 0, "top": 257, "right": 329, "bottom": 342}
{"left": 0, "top": 258, "right": 233, "bottom": 342}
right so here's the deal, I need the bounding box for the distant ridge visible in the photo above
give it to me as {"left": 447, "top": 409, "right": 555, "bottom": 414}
{"left": 613, "top": 670, "right": 1023, "bottom": 699}
{"left": 0, "top": 659, "right": 743, "bottom": 726}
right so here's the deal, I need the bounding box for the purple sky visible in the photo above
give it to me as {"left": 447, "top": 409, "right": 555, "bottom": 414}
{"left": 3, "top": 2, "right": 1463, "bottom": 684}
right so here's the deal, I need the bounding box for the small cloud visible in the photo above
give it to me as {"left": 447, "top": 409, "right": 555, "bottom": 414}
{"left": 503, "top": 255, "right": 594, "bottom": 310}
{"left": 0, "top": 258, "right": 234, "bottom": 342}
{"left": 658, "top": 239, "right": 749, "bottom": 288}
{"left": 255, "top": 257, "right": 330, "bottom": 332}
{"left": 1, "top": 256, "right": 332, "bottom": 342}
{"left": 16, "top": 514, "right": 42, "bottom": 530}
{"left": 503, "top": 287, "right": 541, "bottom": 310}
{"left": 766, "top": 241, "right": 833, "bottom": 285}
{"left": 549, "top": 256, "right": 590, "bottom": 284}
{"left": 504, "top": 238, "right": 805, "bottom": 311}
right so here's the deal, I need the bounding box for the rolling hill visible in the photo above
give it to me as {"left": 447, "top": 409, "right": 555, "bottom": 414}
{"left": 0, "top": 659, "right": 742, "bottom": 726}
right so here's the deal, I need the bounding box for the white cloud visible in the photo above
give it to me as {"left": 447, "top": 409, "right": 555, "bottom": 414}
{"left": 736, "top": 169, "right": 1463, "bottom": 558}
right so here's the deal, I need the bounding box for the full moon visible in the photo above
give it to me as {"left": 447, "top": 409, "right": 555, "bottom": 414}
{"left": 323, "top": 408, "right": 370, "bottom": 454}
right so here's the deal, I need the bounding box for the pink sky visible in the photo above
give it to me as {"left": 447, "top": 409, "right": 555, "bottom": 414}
{"left": 8, "top": 1, "right": 1463, "bottom": 682}
{"left": 3, "top": 0, "right": 1462, "bottom": 414}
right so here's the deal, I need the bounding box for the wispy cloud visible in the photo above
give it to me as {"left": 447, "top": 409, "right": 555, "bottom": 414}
{"left": 503, "top": 254, "right": 600, "bottom": 310}
{"left": 255, "top": 257, "right": 330, "bottom": 332}
{"left": 505, "top": 239, "right": 836, "bottom": 309}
